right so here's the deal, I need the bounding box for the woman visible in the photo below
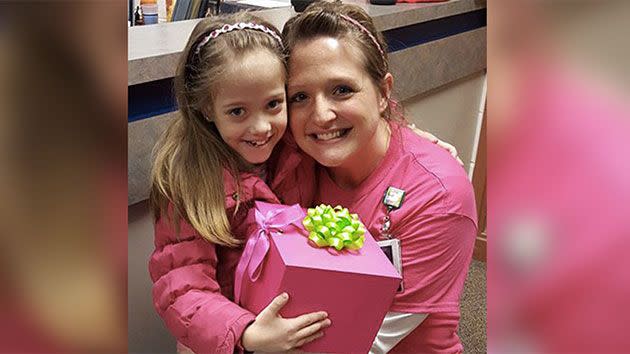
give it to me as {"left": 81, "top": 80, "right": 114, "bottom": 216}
{"left": 282, "top": 2, "right": 477, "bottom": 353}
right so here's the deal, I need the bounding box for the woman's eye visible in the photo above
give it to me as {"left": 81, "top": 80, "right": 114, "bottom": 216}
{"left": 228, "top": 107, "right": 245, "bottom": 117}
{"left": 333, "top": 85, "right": 354, "bottom": 96}
{"left": 289, "top": 93, "right": 308, "bottom": 103}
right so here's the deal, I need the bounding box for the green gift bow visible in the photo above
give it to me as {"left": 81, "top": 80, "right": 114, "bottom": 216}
{"left": 302, "top": 204, "right": 366, "bottom": 251}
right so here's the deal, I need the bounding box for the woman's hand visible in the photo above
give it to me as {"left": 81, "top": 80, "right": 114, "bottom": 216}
{"left": 408, "top": 124, "right": 464, "bottom": 166}
{"left": 241, "top": 293, "right": 331, "bottom": 352}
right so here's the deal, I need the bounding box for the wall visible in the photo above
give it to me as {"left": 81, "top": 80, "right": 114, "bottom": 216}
{"left": 403, "top": 71, "right": 486, "bottom": 177}
{"left": 128, "top": 201, "right": 176, "bottom": 354}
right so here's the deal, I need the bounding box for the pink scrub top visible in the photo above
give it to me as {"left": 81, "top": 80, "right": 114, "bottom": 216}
{"left": 314, "top": 123, "right": 478, "bottom": 353}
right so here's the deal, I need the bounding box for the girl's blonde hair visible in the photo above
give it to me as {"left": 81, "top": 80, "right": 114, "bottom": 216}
{"left": 150, "top": 12, "right": 285, "bottom": 247}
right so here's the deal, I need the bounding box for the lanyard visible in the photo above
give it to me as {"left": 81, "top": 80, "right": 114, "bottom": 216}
{"left": 380, "top": 186, "right": 405, "bottom": 239}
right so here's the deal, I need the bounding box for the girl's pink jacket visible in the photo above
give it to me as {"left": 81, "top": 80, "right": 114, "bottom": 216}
{"left": 148, "top": 140, "right": 315, "bottom": 354}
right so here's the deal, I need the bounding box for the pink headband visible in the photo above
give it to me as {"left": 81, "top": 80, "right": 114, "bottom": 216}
{"left": 339, "top": 14, "right": 385, "bottom": 61}
{"left": 194, "top": 22, "right": 283, "bottom": 54}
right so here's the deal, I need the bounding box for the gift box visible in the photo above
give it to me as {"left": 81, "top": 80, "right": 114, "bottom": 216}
{"left": 234, "top": 201, "right": 402, "bottom": 353}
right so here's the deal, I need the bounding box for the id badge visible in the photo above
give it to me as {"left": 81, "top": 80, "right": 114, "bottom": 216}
{"left": 383, "top": 186, "right": 405, "bottom": 210}
{"left": 377, "top": 238, "right": 404, "bottom": 292}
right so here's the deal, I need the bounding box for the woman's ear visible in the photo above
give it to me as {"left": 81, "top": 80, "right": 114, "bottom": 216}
{"left": 378, "top": 73, "right": 394, "bottom": 114}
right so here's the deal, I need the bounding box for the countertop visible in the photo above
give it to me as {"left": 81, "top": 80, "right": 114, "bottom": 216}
{"left": 128, "top": 0, "right": 486, "bottom": 85}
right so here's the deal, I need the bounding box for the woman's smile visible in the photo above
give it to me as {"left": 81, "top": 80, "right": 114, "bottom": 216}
{"left": 309, "top": 128, "right": 352, "bottom": 142}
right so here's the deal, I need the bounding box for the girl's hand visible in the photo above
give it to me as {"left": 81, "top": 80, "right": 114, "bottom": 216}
{"left": 408, "top": 123, "right": 464, "bottom": 166}
{"left": 241, "top": 293, "right": 331, "bottom": 352}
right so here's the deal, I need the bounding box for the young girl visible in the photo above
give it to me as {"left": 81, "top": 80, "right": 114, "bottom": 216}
{"left": 148, "top": 13, "right": 330, "bottom": 354}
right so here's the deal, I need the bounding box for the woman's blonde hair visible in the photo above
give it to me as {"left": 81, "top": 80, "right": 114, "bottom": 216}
{"left": 283, "top": 1, "right": 404, "bottom": 121}
{"left": 150, "top": 12, "right": 285, "bottom": 247}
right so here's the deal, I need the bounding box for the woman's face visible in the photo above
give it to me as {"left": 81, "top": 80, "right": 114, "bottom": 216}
{"left": 287, "top": 36, "right": 388, "bottom": 170}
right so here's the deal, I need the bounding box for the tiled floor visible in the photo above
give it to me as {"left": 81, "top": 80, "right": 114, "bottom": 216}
{"left": 459, "top": 260, "right": 487, "bottom": 354}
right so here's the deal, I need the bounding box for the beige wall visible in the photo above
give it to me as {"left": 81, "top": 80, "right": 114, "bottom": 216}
{"left": 128, "top": 201, "right": 176, "bottom": 353}
{"left": 402, "top": 71, "right": 486, "bottom": 177}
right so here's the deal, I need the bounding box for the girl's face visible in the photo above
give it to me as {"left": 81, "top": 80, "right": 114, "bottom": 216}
{"left": 211, "top": 49, "right": 287, "bottom": 164}
{"left": 287, "top": 37, "right": 388, "bottom": 170}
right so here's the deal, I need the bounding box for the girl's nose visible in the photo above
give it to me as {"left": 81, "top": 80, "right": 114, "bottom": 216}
{"left": 250, "top": 115, "right": 272, "bottom": 136}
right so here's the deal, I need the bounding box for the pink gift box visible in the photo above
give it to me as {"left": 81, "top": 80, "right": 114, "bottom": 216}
{"left": 235, "top": 201, "right": 402, "bottom": 353}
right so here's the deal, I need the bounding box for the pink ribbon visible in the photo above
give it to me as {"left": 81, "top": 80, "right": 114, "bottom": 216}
{"left": 234, "top": 204, "right": 304, "bottom": 304}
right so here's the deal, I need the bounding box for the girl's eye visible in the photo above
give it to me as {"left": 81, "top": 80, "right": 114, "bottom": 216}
{"left": 267, "top": 99, "right": 283, "bottom": 110}
{"left": 228, "top": 107, "right": 245, "bottom": 117}
{"left": 289, "top": 92, "right": 308, "bottom": 103}
{"left": 333, "top": 85, "right": 354, "bottom": 96}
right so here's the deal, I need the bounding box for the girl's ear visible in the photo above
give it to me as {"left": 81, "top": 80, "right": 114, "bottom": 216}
{"left": 378, "top": 73, "right": 394, "bottom": 114}
{"left": 202, "top": 106, "right": 214, "bottom": 122}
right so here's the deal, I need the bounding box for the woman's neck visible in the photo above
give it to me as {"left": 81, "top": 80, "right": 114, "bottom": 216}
{"left": 328, "top": 120, "right": 391, "bottom": 190}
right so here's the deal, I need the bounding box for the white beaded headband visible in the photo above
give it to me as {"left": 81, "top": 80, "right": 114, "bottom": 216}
{"left": 338, "top": 14, "right": 385, "bottom": 61}
{"left": 194, "top": 22, "right": 283, "bottom": 54}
